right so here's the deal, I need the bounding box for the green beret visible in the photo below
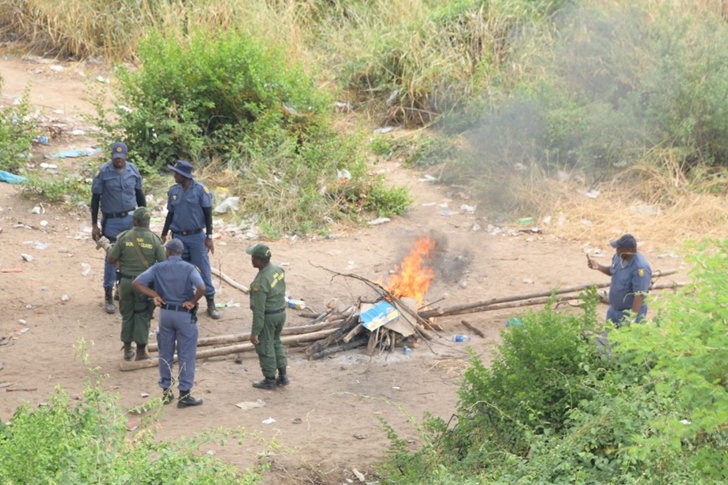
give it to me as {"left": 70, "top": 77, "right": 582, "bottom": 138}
{"left": 246, "top": 243, "right": 271, "bottom": 259}
{"left": 133, "top": 207, "right": 151, "bottom": 221}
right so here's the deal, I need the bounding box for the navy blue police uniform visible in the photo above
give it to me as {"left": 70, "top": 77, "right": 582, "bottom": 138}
{"left": 607, "top": 250, "right": 652, "bottom": 326}
{"left": 91, "top": 142, "right": 144, "bottom": 310}
{"left": 134, "top": 247, "right": 204, "bottom": 400}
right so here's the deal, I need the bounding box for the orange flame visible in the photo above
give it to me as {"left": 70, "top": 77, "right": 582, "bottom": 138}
{"left": 387, "top": 238, "right": 436, "bottom": 308}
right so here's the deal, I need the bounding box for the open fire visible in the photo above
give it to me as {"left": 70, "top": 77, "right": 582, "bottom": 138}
{"left": 386, "top": 237, "right": 436, "bottom": 308}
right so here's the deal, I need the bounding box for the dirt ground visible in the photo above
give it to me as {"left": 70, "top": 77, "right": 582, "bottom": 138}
{"left": 0, "top": 55, "right": 691, "bottom": 484}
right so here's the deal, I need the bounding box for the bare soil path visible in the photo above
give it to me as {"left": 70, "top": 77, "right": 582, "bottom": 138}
{"left": 0, "top": 54, "right": 690, "bottom": 484}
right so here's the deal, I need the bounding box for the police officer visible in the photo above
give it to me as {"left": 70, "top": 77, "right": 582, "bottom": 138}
{"left": 587, "top": 234, "right": 652, "bottom": 326}
{"left": 132, "top": 239, "right": 205, "bottom": 408}
{"left": 160, "top": 160, "right": 220, "bottom": 319}
{"left": 247, "top": 243, "right": 289, "bottom": 390}
{"left": 91, "top": 141, "right": 146, "bottom": 314}
{"left": 107, "top": 207, "right": 166, "bottom": 361}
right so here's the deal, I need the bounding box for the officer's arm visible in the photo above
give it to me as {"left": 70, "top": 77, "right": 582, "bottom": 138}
{"left": 250, "top": 287, "right": 268, "bottom": 337}
{"left": 202, "top": 206, "right": 213, "bottom": 237}
{"left": 630, "top": 265, "right": 651, "bottom": 313}
{"left": 135, "top": 188, "right": 146, "bottom": 207}
{"left": 132, "top": 268, "right": 156, "bottom": 298}
{"left": 631, "top": 294, "right": 644, "bottom": 314}
{"left": 91, "top": 193, "right": 101, "bottom": 225}
{"left": 162, "top": 210, "right": 174, "bottom": 238}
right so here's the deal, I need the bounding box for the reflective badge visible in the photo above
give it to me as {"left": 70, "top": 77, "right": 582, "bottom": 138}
{"left": 172, "top": 194, "right": 177, "bottom": 200}
{"left": 252, "top": 282, "right": 260, "bottom": 292}
{"left": 204, "top": 186, "right": 210, "bottom": 195}
{"left": 95, "top": 170, "right": 100, "bottom": 177}
{"left": 195, "top": 265, "right": 202, "bottom": 273}
{"left": 638, "top": 268, "right": 645, "bottom": 277}
{"left": 116, "top": 146, "right": 123, "bottom": 153}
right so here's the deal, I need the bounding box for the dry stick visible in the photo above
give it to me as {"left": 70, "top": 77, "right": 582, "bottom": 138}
{"left": 210, "top": 267, "right": 249, "bottom": 294}
{"left": 461, "top": 320, "right": 486, "bottom": 338}
{"left": 342, "top": 323, "right": 365, "bottom": 344}
{"left": 6, "top": 388, "right": 37, "bottom": 392}
{"left": 311, "top": 339, "right": 367, "bottom": 360}
{"left": 304, "top": 313, "right": 359, "bottom": 357}
{"left": 367, "top": 327, "right": 379, "bottom": 356}
{"left": 418, "top": 270, "right": 677, "bottom": 319}
{"left": 146, "top": 319, "right": 344, "bottom": 352}
{"left": 120, "top": 328, "right": 338, "bottom": 372}
{"left": 433, "top": 281, "right": 687, "bottom": 318}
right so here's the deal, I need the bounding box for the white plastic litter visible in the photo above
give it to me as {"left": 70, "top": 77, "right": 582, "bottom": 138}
{"left": 214, "top": 196, "right": 240, "bottom": 214}
{"left": 262, "top": 417, "right": 276, "bottom": 424}
{"left": 367, "top": 217, "right": 390, "bottom": 225}
{"left": 81, "top": 263, "right": 91, "bottom": 276}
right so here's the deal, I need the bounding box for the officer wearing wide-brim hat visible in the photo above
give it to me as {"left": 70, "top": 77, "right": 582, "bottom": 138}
{"left": 133, "top": 238, "right": 205, "bottom": 408}
{"left": 107, "top": 207, "right": 166, "bottom": 361}
{"left": 91, "top": 141, "right": 146, "bottom": 314}
{"left": 247, "top": 243, "right": 289, "bottom": 390}
{"left": 587, "top": 234, "right": 652, "bottom": 326}
{"left": 161, "top": 160, "right": 220, "bottom": 319}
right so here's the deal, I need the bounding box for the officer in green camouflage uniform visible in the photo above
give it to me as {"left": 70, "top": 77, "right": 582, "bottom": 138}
{"left": 247, "top": 243, "right": 289, "bottom": 390}
{"left": 108, "top": 207, "right": 166, "bottom": 361}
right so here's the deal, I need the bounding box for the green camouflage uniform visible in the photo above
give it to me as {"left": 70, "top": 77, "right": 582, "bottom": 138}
{"left": 249, "top": 263, "right": 287, "bottom": 378}
{"left": 108, "top": 227, "right": 165, "bottom": 345}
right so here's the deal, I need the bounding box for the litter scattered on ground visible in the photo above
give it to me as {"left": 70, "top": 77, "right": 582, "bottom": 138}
{"left": 81, "top": 263, "right": 91, "bottom": 276}
{"left": 262, "top": 417, "right": 276, "bottom": 424}
{"left": 419, "top": 174, "right": 437, "bottom": 183}
{"left": 47, "top": 148, "right": 100, "bottom": 159}
{"left": 18, "top": 319, "right": 27, "bottom": 325}
{"left": 21, "top": 254, "right": 33, "bottom": 262}
{"left": 15, "top": 328, "right": 30, "bottom": 335}
{"left": 140, "top": 393, "right": 149, "bottom": 398}
{"left": 0, "top": 171, "right": 29, "bottom": 184}
{"left": 34, "top": 241, "right": 49, "bottom": 250}
{"left": 523, "top": 278, "right": 535, "bottom": 284}
{"left": 39, "top": 163, "right": 58, "bottom": 169}
{"left": 373, "top": 125, "right": 403, "bottom": 134}
{"left": 518, "top": 217, "right": 534, "bottom": 225}
{"left": 61, "top": 295, "right": 69, "bottom": 302}
{"left": 460, "top": 204, "right": 476, "bottom": 214}
{"left": 367, "top": 217, "right": 390, "bottom": 225}
{"left": 214, "top": 196, "right": 239, "bottom": 214}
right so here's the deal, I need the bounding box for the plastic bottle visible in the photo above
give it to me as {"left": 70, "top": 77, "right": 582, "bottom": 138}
{"left": 453, "top": 335, "right": 472, "bottom": 342}
{"left": 286, "top": 299, "right": 306, "bottom": 310}
{"left": 403, "top": 346, "right": 412, "bottom": 355}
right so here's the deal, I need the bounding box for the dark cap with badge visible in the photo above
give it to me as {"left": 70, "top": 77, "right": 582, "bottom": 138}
{"left": 246, "top": 243, "right": 271, "bottom": 259}
{"left": 111, "top": 142, "right": 128, "bottom": 159}
{"left": 610, "top": 234, "right": 637, "bottom": 249}
{"left": 167, "top": 160, "right": 196, "bottom": 179}
{"left": 164, "top": 238, "right": 185, "bottom": 255}
{"left": 133, "top": 206, "right": 151, "bottom": 222}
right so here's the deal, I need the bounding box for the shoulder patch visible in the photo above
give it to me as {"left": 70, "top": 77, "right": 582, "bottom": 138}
{"left": 252, "top": 282, "right": 261, "bottom": 292}
{"left": 638, "top": 268, "right": 645, "bottom": 277}
{"left": 95, "top": 170, "right": 100, "bottom": 177}
{"left": 203, "top": 186, "right": 210, "bottom": 195}
{"left": 172, "top": 194, "right": 178, "bottom": 200}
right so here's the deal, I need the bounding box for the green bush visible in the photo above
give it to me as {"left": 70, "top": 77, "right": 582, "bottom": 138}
{"left": 0, "top": 346, "right": 264, "bottom": 484}
{"left": 0, "top": 76, "right": 35, "bottom": 173}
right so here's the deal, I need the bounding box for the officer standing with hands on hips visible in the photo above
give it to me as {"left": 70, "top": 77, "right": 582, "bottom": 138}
{"left": 107, "top": 207, "right": 166, "bottom": 362}
{"left": 132, "top": 239, "right": 205, "bottom": 408}
{"left": 91, "top": 141, "right": 146, "bottom": 314}
{"left": 161, "top": 160, "right": 220, "bottom": 320}
{"left": 247, "top": 243, "right": 289, "bottom": 391}
{"left": 587, "top": 234, "right": 652, "bottom": 327}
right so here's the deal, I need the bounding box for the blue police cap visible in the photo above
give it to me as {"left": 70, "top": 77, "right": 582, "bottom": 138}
{"left": 111, "top": 142, "right": 128, "bottom": 159}
{"left": 167, "top": 160, "right": 196, "bottom": 179}
{"left": 610, "top": 234, "right": 637, "bottom": 249}
{"left": 164, "top": 238, "right": 185, "bottom": 254}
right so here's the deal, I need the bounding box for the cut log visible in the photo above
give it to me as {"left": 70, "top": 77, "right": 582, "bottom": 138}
{"left": 311, "top": 339, "right": 367, "bottom": 360}
{"left": 210, "top": 267, "right": 249, "bottom": 294}
{"left": 304, "top": 315, "right": 359, "bottom": 357}
{"left": 419, "top": 270, "right": 678, "bottom": 319}
{"left": 461, "top": 320, "right": 485, "bottom": 338}
{"left": 120, "top": 327, "right": 337, "bottom": 371}
{"left": 146, "top": 319, "right": 344, "bottom": 352}
{"left": 366, "top": 328, "right": 379, "bottom": 356}
{"left": 342, "top": 322, "right": 365, "bottom": 343}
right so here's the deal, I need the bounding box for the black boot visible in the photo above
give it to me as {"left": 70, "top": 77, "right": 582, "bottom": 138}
{"left": 252, "top": 377, "right": 277, "bottom": 390}
{"left": 161, "top": 388, "right": 174, "bottom": 405}
{"left": 135, "top": 344, "right": 151, "bottom": 361}
{"left": 276, "top": 367, "right": 290, "bottom": 386}
{"left": 105, "top": 288, "right": 116, "bottom": 314}
{"left": 177, "top": 390, "right": 203, "bottom": 408}
{"left": 123, "top": 342, "right": 135, "bottom": 361}
{"left": 206, "top": 296, "right": 221, "bottom": 320}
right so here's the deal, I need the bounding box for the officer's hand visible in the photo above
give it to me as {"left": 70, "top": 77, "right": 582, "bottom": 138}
{"left": 250, "top": 335, "right": 259, "bottom": 345}
{"left": 91, "top": 225, "right": 101, "bottom": 242}
{"left": 182, "top": 300, "right": 196, "bottom": 310}
{"left": 205, "top": 238, "right": 215, "bottom": 255}
{"left": 161, "top": 234, "right": 168, "bottom": 243}
{"left": 154, "top": 296, "right": 165, "bottom": 307}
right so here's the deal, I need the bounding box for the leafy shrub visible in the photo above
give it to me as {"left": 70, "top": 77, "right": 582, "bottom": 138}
{"left": 0, "top": 75, "right": 35, "bottom": 173}
{"left": 0, "top": 344, "right": 264, "bottom": 484}
{"left": 19, "top": 168, "right": 92, "bottom": 205}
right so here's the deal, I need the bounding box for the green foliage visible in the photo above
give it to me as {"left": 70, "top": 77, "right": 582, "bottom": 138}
{"left": 19, "top": 168, "right": 92, "bottom": 206}
{"left": 380, "top": 240, "right": 728, "bottom": 484}
{"left": 0, "top": 342, "right": 264, "bottom": 484}
{"left": 0, "top": 76, "right": 36, "bottom": 173}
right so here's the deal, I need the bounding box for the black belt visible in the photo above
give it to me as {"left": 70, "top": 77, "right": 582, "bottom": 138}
{"left": 103, "top": 211, "right": 132, "bottom": 219}
{"left": 161, "top": 304, "right": 190, "bottom": 313}
{"left": 119, "top": 273, "right": 136, "bottom": 279}
{"left": 174, "top": 229, "right": 203, "bottom": 236}
{"left": 265, "top": 308, "right": 285, "bottom": 315}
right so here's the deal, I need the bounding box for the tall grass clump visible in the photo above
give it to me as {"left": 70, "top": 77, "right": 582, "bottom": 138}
{"left": 0, "top": 75, "right": 35, "bottom": 173}
{"left": 90, "top": 28, "right": 410, "bottom": 233}
{"left": 379, "top": 240, "right": 728, "bottom": 484}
